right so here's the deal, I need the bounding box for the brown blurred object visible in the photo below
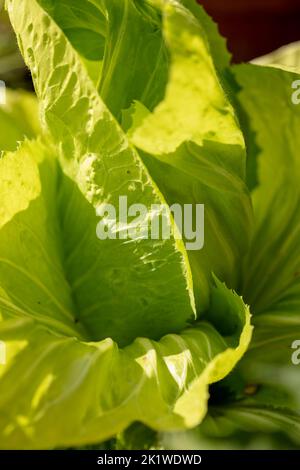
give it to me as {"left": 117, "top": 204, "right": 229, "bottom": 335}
{"left": 199, "top": 0, "right": 300, "bottom": 62}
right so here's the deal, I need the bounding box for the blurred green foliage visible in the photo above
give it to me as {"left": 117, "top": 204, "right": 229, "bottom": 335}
{"left": 0, "top": 1, "right": 31, "bottom": 89}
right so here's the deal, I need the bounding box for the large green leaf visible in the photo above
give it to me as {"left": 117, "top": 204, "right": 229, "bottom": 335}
{"left": 226, "top": 63, "right": 300, "bottom": 444}
{"left": 235, "top": 64, "right": 300, "bottom": 321}
{"left": 161, "top": 38, "right": 300, "bottom": 454}
{"left": 7, "top": 0, "right": 200, "bottom": 346}
{"left": 165, "top": 34, "right": 300, "bottom": 455}
{"left": 0, "top": 138, "right": 251, "bottom": 449}
{"left": 0, "top": 301, "right": 251, "bottom": 449}
{"left": 131, "top": 0, "right": 253, "bottom": 311}
{"left": 173, "top": 60, "right": 300, "bottom": 451}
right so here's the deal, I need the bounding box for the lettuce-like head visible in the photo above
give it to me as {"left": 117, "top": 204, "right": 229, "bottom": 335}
{"left": 0, "top": 0, "right": 253, "bottom": 449}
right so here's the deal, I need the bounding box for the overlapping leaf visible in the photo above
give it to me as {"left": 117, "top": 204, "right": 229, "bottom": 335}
{"left": 130, "top": 0, "right": 253, "bottom": 311}
{"left": 198, "top": 61, "right": 300, "bottom": 447}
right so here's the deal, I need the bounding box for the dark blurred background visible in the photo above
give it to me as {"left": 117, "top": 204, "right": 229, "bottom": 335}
{"left": 200, "top": 0, "right": 300, "bottom": 62}
{"left": 1, "top": 0, "right": 300, "bottom": 89}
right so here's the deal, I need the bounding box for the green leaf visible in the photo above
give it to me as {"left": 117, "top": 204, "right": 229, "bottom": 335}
{"left": 163, "top": 60, "right": 300, "bottom": 451}
{"left": 161, "top": 36, "right": 300, "bottom": 454}
{"left": 131, "top": 0, "right": 253, "bottom": 311}
{"left": 0, "top": 143, "right": 251, "bottom": 448}
{"left": 0, "top": 288, "right": 251, "bottom": 448}
{"left": 7, "top": 0, "right": 200, "bottom": 346}
{"left": 231, "top": 63, "right": 300, "bottom": 441}
{"left": 235, "top": 64, "right": 300, "bottom": 319}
